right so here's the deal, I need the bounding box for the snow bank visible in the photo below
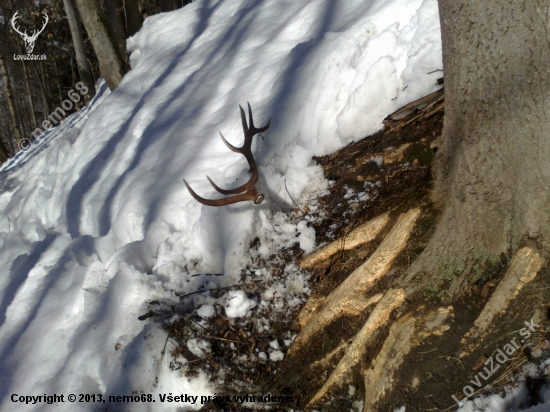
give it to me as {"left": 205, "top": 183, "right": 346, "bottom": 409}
{"left": 0, "top": 0, "right": 442, "bottom": 410}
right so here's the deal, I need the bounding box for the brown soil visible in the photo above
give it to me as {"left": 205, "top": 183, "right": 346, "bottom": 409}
{"left": 159, "top": 91, "right": 550, "bottom": 411}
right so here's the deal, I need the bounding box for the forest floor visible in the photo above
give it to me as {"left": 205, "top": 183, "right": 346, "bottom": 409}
{"left": 164, "top": 90, "right": 550, "bottom": 412}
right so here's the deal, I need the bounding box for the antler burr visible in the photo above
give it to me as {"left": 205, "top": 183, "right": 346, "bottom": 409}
{"left": 183, "top": 103, "right": 270, "bottom": 206}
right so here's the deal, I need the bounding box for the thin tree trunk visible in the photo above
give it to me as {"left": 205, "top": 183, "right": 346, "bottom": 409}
{"left": 124, "top": 0, "right": 142, "bottom": 37}
{"left": 405, "top": 0, "right": 550, "bottom": 299}
{"left": 160, "top": 0, "right": 178, "bottom": 12}
{"left": 0, "top": 131, "right": 12, "bottom": 161}
{"left": 102, "top": 0, "right": 128, "bottom": 63}
{"left": 0, "top": 55, "right": 22, "bottom": 145}
{"left": 31, "top": 63, "right": 49, "bottom": 116}
{"left": 74, "top": 0, "right": 127, "bottom": 90}
{"left": 16, "top": 42, "right": 38, "bottom": 130}
{"left": 63, "top": 0, "right": 95, "bottom": 99}
{"left": 39, "top": 61, "right": 51, "bottom": 109}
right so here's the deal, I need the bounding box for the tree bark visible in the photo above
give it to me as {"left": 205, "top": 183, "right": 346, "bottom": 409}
{"left": 74, "top": 0, "right": 127, "bottom": 90}
{"left": 15, "top": 41, "right": 38, "bottom": 130}
{"left": 160, "top": 0, "right": 178, "bottom": 12}
{"left": 124, "top": 0, "right": 142, "bottom": 37}
{"left": 406, "top": 1, "right": 550, "bottom": 298}
{"left": 0, "top": 55, "right": 22, "bottom": 146}
{"left": 102, "top": 0, "right": 128, "bottom": 63}
{"left": 0, "top": 131, "right": 11, "bottom": 161}
{"left": 63, "top": 0, "right": 96, "bottom": 99}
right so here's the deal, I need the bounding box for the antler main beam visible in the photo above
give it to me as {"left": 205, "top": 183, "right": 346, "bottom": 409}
{"left": 183, "top": 103, "right": 270, "bottom": 206}
{"left": 11, "top": 11, "right": 28, "bottom": 37}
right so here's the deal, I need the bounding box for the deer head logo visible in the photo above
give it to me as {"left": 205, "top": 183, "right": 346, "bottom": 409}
{"left": 11, "top": 11, "right": 49, "bottom": 54}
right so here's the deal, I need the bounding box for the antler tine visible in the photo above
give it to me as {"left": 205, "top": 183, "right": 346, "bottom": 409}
{"left": 11, "top": 11, "right": 27, "bottom": 37}
{"left": 218, "top": 131, "right": 241, "bottom": 153}
{"left": 183, "top": 104, "right": 270, "bottom": 206}
{"left": 28, "top": 13, "right": 48, "bottom": 39}
{"left": 206, "top": 171, "right": 259, "bottom": 195}
{"left": 184, "top": 177, "right": 263, "bottom": 206}
{"left": 35, "top": 13, "right": 49, "bottom": 37}
{"left": 246, "top": 102, "right": 271, "bottom": 134}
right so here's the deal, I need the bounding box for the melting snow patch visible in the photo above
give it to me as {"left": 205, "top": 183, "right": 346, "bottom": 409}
{"left": 269, "top": 351, "right": 284, "bottom": 362}
{"left": 197, "top": 304, "right": 215, "bottom": 318}
{"left": 187, "top": 338, "right": 211, "bottom": 358}
{"left": 224, "top": 290, "right": 257, "bottom": 318}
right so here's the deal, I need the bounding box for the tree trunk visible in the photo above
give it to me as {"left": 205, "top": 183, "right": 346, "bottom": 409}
{"left": 160, "top": 0, "right": 178, "bottom": 12}
{"left": 63, "top": 0, "right": 96, "bottom": 99}
{"left": 32, "top": 63, "right": 49, "bottom": 116}
{"left": 0, "top": 55, "right": 22, "bottom": 146}
{"left": 124, "top": 0, "right": 142, "bottom": 37}
{"left": 74, "top": 0, "right": 127, "bottom": 90}
{"left": 405, "top": 0, "right": 550, "bottom": 299}
{"left": 102, "top": 0, "right": 128, "bottom": 63}
{"left": 0, "top": 131, "right": 12, "bottom": 161}
{"left": 15, "top": 42, "right": 38, "bottom": 130}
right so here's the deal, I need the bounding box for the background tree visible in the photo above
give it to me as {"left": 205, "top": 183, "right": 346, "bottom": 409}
{"left": 73, "top": 0, "right": 126, "bottom": 90}
{"left": 63, "top": 0, "right": 95, "bottom": 99}
{"left": 102, "top": 0, "right": 128, "bottom": 66}
{"left": 124, "top": 0, "right": 142, "bottom": 37}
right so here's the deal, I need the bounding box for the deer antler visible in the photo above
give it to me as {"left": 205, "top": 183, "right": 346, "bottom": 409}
{"left": 183, "top": 103, "right": 270, "bottom": 206}
{"left": 11, "top": 11, "right": 28, "bottom": 38}
{"left": 30, "top": 13, "right": 49, "bottom": 40}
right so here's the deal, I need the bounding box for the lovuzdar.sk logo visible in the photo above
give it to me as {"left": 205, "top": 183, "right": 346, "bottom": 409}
{"left": 11, "top": 10, "right": 48, "bottom": 61}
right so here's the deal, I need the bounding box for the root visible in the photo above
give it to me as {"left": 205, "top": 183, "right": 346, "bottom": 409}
{"left": 310, "top": 339, "right": 352, "bottom": 370}
{"left": 299, "top": 212, "right": 390, "bottom": 269}
{"left": 307, "top": 289, "right": 406, "bottom": 407}
{"left": 459, "top": 246, "right": 543, "bottom": 357}
{"left": 288, "top": 209, "right": 420, "bottom": 356}
{"left": 362, "top": 306, "right": 453, "bottom": 412}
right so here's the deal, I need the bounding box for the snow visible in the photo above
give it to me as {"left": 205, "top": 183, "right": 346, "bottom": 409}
{"left": 196, "top": 304, "right": 215, "bottom": 318}
{"left": 454, "top": 356, "right": 550, "bottom": 412}
{"left": 0, "top": 0, "right": 443, "bottom": 410}
{"left": 223, "top": 290, "right": 256, "bottom": 318}
{"left": 269, "top": 350, "right": 284, "bottom": 362}
{"left": 186, "top": 338, "right": 211, "bottom": 358}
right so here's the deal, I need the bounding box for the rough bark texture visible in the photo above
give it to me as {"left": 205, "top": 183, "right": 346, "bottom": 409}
{"left": 160, "top": 0, "right": 178, "bottom": 12}
{"left": 16, "top": 42, "right": 37, "bottom": 130}
{"left": 63, "top": 0, "right": 96, "bottom": 98}
{"left": 0, "top": 56, "right": 22, "bottom": 145}
{"left": 124, "top": 0, "right": 142, "bottom": 37}
{"left": 406, "top": 1, "right": 550, "bottom": 297}
{"left": 74, "top": 0, "right": 126, "bottom": 90}
{"left": 102, "top": 0, "right": 128, "bottom": 62}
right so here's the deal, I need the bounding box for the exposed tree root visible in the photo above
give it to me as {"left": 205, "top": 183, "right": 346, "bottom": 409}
{"left": 307, "top": 289, "right": 406, "bottom": 407}
{"left": 288, "top": 209, "right": 420, "bottom": 356}
{"left": 298, "top": 212, "right": 390, "bottom": 270}
{"left": 362, "top": 306, "right": 453, "bottom": 412}
{"left": 459, "top": 246, "right": 543, "bottom": 357}
{"left": 310, "top": 338, "right": 352, "bottom": 370}
{"left": 288, "top": 293, "right": 383, "bottom": 357}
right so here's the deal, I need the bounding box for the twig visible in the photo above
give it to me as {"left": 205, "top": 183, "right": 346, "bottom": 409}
{"left": 427, "top": 69, "right": 443, "bottom": 74}
{"left": 189, "top": 317, "right": 208, "bottom": 330}
{"left": 177, "top": 281, "right": 266, "bottom": 299}
{"left": 200, "top": 335, "right": 245, "bottom": 344}
{"left": 325, "top": 216, "right": 347, "bottom": 223}
{"left": 284, "top": 179, "right": 306, "bottom": 214}
{"left": 161, "top": 322, "right": 176, "bottom": 356}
